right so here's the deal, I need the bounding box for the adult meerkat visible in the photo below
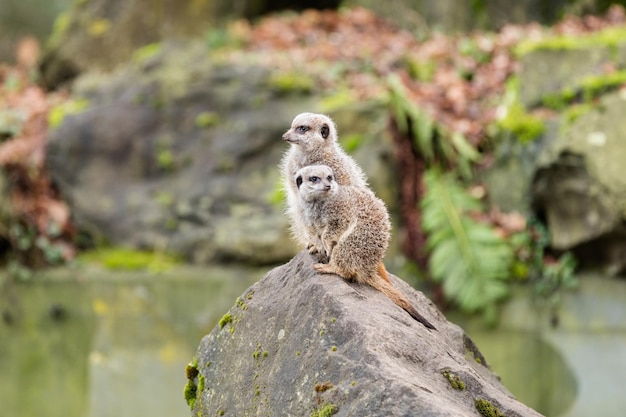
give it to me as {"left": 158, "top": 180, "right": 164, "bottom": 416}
{"left": 280, "top": 112, "right": 367, "bottom": 250}
{"left": 295, "top": 164, "right": 436, "bottom": 330}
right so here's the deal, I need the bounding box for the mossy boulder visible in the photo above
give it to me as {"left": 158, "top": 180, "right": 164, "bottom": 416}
{"left": 46, "top": 41, "right": 312, "bottom": 265}
{"left": 45, "top": 40, "right": 396, "bottom": 266}
{"left": 190, "top": 251, "right": 543, "bottom": 416}
{"left": 517, "top": 27, "right": 626, "bottom": 106}
{"left": 532, "top": 91, "right": 626, "bottom": 267}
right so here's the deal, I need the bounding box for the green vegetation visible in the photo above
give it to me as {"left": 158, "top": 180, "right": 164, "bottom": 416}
{"left": 133, "top": 43, "right": 162, "bottom": 64}
{"left": 48, "top": 98, "right": 90, "bottom": 129}
{"left": 184, "top": 357, "right": 200, "bottom": 411}
{"left": 195, "top": 111, "right": 220, "bottom": 128}
{"left": 541, "top": 70, "right": 626, "bottom": 110}
{"left": 310, "top": 401, "right": 338, "bottom": 417}
{"left": 474, "top": 398, "right": 505, "bottom": 417}
{"left": 183, "top": 379, "right": 198, "bottom": 410}
{"left": 79, "top": 247, "right": 180, "bottom": 272}
{"left": 509, "top": 218, "right": 578, "bottom": 320}
{"left": 442, "top": 370, "right": 466, "bottom": 390}
{"left": 219, "top": 314, "right": 232, "bottom": 329}
{"left": 515, "top": 25, "right": 626, "bottom": 56}
{"left": 421, "top": 169, "right": 513, "bottom": 320}
{"left": 268, "top": 72, "right": 314, "bottom": 95}
{"left": 389, "top": 73, "right": 481, "bottom": 178}
{"left": 497, "top": 77, "right": 544, "bottom": 143}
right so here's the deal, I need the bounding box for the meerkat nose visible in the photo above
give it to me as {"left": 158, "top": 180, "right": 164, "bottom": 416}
{"left": 282, "top": 133, "right": 289, "bottom": 141}
{"left": 324, "top": 184, "right": 331, "bottom": 191}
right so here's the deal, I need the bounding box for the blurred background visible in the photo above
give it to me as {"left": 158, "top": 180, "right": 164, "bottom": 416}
{"left": 2, "top": 0, "right": 626, "bottom": 416}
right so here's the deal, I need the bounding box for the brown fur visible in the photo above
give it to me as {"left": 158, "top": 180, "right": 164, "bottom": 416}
{"left": 281, "top": 113, "right": 368, "bottom": 250}
{"left": 295, "top": 165, "right": 436, "bottom": 330}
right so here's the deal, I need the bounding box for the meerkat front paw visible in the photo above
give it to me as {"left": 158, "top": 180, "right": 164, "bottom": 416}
{"left": 313, "top": 263, "right": 337, "bottom": 275}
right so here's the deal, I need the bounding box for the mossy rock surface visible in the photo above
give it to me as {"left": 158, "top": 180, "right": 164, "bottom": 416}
{"left": 190, "top": 251, "right": 543, "bottom": 416}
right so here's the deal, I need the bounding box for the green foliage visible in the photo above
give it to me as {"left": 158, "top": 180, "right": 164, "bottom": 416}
{"left": 132, "top": 43, "right": 162, "bottom": 64}
{"left": 194, "top": 111, "right": 219, "bottom": 128}
{"left": 541, "top": 70, "right": 626, "bottom": 110}
{"left": 48, "top": 98, "right": 90, "bottom": 129}
{"left": 310, "top": 402, "right": 338, "bottom": 417}
{"left": 268, "top": 72, "right": 314, "bottom": 95}
{"left": 388, "top": 74, "right": 481, "bottom": 177}
{"left": 421, "top": 169, "right": 513, "bottom": 318}
{"left": 79, "top": 247, "right": 180, "bottom": 272}
{"left": 509, "top": 218, "right": 578, "bottom": 319}
{"left": 515, "top": 25, "right": 626, "bottom": 56}
{"left": 497, "top": 77, "right": 544, "bottom": 143}
{"left": 474, "top": 398, "right": 505, "bottom": 417}
{"left": 1, "top": 221, "right": 66, "bottom": 282}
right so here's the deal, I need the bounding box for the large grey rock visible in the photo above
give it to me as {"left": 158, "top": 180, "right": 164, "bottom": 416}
{"left": 518, "top": 41, "right": 626, "bottom": 107}
{"left": 45, "top": 41, "right": 397, "bottom": 266}
{"left": 532, "top": 91, "right": 626, "bottom": 252}
{"left": 189, "top": 251, "right": 543, "bottom": 416}
{"left": 46, "top": 42, "right": 314, "bottom": 265}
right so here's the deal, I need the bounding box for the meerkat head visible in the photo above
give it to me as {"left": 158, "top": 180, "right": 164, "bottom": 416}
{"left": 295, "top": 165, "right": 337, "bottom": 202}
{"left": 282, "top": 113, "right": 337, "bottom": 152}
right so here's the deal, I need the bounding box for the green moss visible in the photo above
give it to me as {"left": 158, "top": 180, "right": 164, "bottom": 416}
{"left": 184, "top": 380, "right": 198, "bottom": 410}
{"left": 498, "top": 100, "right": 544, "bottom": 143}
{"left": 405, "top": 56, "right": 436, "bottom": 82}
{"left": 87, "top": 18, "right": 111, "bottom": 37}
{"left": 195, "top": 111, "right": 220, "bottom": 128}
{"left": 133, "top": 43, "right": 162, "bottom": 63}
{"left": 219, "top": 313, "right": 232, "bottom": 329}
{"left": 267, "top": 182, "right": 286, "bottom": 206}
{"left": 268, "top": 72, "right": 314, "bottom": 95}
{"left": 340, "top": 133, "right": 364, "bottom": 153}
{"left": 157, "top": 149, "right": 175, "bottom": 171}
{"left": 185, "top": 359, "right": 199, "bottom": 379}
{"left": 235, "top": 297, "right": 248, "bottom": 311}
{"left": 474, "top": 398, "right": 505, "bottom": 417}
{"left": 319, "top": 89, "right": 356, "bottom": 112}
{"left": 48, "top": 11, "right": 71, "bottom": 46}
{"left": 79, "top": 247, "right": 180, "bottom": 272}
{"left": 515, "top": 25, "right": 626, "bottom": 56}
{"left": 442, "top": 370, "right": 466, "bottom": 390}
{"left": 562, "top": 103, "right": 594, "bottom": 126}
{"left": 48, "top": 98, "right": 90, "bottom": 129}
{"left": 310, "top": 401, "right": 338, "bottom": 417}
{"left": 198, "top": 374, "right": 206, "bottom": 392}
{"left": 542, "top": 70, "right": 626, "bottom": 110}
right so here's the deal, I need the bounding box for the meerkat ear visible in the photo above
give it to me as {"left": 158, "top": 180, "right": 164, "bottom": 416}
{"left": 296, "top": 175, "right": 303, "bottom": 189}
{"left": 320, "top": 124, "right": 330, "bottom": 139}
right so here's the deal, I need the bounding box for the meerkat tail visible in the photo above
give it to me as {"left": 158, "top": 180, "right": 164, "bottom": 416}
{"left": 370, "top": 278, "right": 437, "bottom": 330}
{"left": 377, "top": 262, "right": 391, "bottom": 283}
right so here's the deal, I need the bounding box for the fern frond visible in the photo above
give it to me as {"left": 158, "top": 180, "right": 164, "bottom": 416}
{"left": 421, "top": 169, "right": 513, "bottom": 314}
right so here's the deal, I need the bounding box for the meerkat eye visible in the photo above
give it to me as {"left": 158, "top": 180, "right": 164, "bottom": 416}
{"left": 327, "top": 175, "right": 333, "bottom": 182}
{"left": 309, "top": 176, "right": 319, "bottom": 183}
{"left": 296, "top": 125, "right": 309, "bottom": 133}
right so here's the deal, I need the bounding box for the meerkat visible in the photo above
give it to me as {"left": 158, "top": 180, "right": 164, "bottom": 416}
{"left": 280, "top": 112, "right": 367, "bottom": 250}
{"left": 281, "top": 113, "right": 391, "bottom": 281}
{"left": 295, "top": 165, "right": 436, "bottom": 330}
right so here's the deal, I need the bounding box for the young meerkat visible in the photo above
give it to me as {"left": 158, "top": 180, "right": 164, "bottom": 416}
{"left": 295, "top": 164, "right": 436, "bottom": 330}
